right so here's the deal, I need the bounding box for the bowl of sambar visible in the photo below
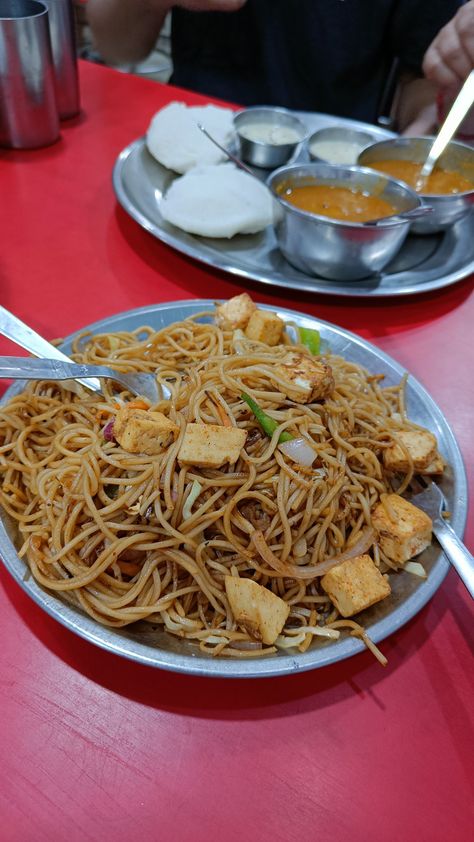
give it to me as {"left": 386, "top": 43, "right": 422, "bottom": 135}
{"left": 358, "top": 137, "right": 474, "bottom": 234}
{"left": 267, "top": 162, "right": 422, "bottom": 281}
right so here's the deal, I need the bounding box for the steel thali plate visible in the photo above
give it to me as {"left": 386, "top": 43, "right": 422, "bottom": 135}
{"left": 113, "top": 111, "right": 474, "bottom": 298}
{"left": 0, "top": 301, "right": 468, "bottom": 677}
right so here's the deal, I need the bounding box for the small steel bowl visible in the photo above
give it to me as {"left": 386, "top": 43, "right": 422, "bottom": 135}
{"left": 267, "top": 162, "right": 423, "bottom": 281}
{"left": 234, "top": 106, "right": 308, "bottom": 169}
{"left": 358, "top": 137, "right": 474, "bottom": 234}
{"left": 308, "top": 126, "right": 376, "bottom": 165}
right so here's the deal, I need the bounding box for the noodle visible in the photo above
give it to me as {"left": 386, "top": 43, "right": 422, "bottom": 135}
{"left": 0, "top": 304, "right": 440, "bottom": 661}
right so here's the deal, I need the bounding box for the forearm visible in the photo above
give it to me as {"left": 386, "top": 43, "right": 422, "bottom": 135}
{"left": 87, "top": 0, "right": 172, "bottom": 64}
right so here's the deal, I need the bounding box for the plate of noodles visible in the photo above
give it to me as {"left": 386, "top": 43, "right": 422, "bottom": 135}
{"left": 0, "top": 299, "right": 467, "bottom": 677}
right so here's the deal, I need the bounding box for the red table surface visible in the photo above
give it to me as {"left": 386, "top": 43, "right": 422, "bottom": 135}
{"left": 0, "top": 61, "right": 473, "bottom": 842}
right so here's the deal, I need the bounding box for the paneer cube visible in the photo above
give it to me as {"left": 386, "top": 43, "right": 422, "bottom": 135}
{"left": 225, "top": 575, "right": 290, "bottom": 644}
{"left": 321, "top": 553, "right": 391, "bottom": 618}
{"left": 245, "top": 309, "right": 284, "bottom": 346}
{"left": 113, "top": 406, "right": 179, "bottom": 456}
{"left": 215, "top": 293, "right": 256, "bottom": 330}
{"left": 383, "top": 429, "right": 438, "bottom": 473}
{"left": 271, "top": 352, "right": 334, "bottom": 403}
{"left": 178, "top": 423, "right": 247, "bottom": 468}
{"left": 421, "top": 452, "right": 445, "bottom": 475}
{"left": 372, "top": 494, "right": 432, "bottom": 564}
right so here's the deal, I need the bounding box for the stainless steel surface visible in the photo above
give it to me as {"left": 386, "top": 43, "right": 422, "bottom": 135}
{"left": 0, "top": 0, "right": 59, "bottom": 149}
{"left": 308, "top": 126, "right": 376, "bottom": 164}
{"left": 234, "top": 106, "right": 308, "bottom": 169}
{"left": 0, "top": 304, "right": 101, "bottom": 393}
{"left": 197, "top": 122, "right": 256, "bottom": 177}
{"left": 358, "top": 137, "right": 474, "bottom": 234}
{"left": 43, "top": 0, "right": 80, "bottom": 118}
{"left": 267, "top": 163, "right": 421, "bottom": 280}
{"left": 0, "top": 301, "right": 468, "bottom": 677}
{"left": 363, "top": 205, "right": 433, "bottom": 226}
{"left": 0, "top": 356, "right": 163, "bottom": 403}
{"left": 410, "top": 481, "right": 474, "bottom": 599}
{"left": 418, "top": 71, "right": 474, "bottom": 187}
{"left": 112, "top": 121, "right": 474, "bottom": 298}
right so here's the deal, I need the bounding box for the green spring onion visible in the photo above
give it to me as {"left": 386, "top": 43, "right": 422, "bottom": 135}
{"left": 241, "top": 392, "right": 293, "bottom": 442}
{"left": 299, "top": 327, "right": 320, "bottom": 355}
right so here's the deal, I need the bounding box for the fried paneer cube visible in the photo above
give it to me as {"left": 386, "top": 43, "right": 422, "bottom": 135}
{"left": 178, "top": 423, "right": 247, "bottom": 468}
{"left": 225, "top": 575, "right": 290, "bottom": 644}
{"left": 215, "top": 293, "right": 256, "bottom": 330}
{"left": 113, "top": 406, "right": 179, "bottom": 456}
{"left": 420, "top": 453, "right": 445, "bottom": 475}
{"left": 383, "top": 429, "right": 438, "bottom": 473}
{"left": 272, "top": 352, "right": 334, "bottom": 403}
{"left": 245, "top": 309, "right": 284, "bottom": 346}
{"left": 372, "top": 494, "right": 432, "bottom": 564}
{"left": 321, "top": 553, "right": 391, "bottom": 618}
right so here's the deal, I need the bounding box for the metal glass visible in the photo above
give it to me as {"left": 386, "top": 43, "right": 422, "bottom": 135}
{"left": 0, "top": 0, "right": 59, "bottom": 148}
{"left": 0, "top": 301, "right": 468, "bottom": 677}
{"left": 43, "top": 0, "right": 79, "bottom": 118}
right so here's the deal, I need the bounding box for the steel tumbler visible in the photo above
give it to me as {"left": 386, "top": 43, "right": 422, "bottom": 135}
{"left": 43, "top": 0, "right": 79, "bottom": 118}
{"left": 0, "top": 0, "right": 60, "bottom": 148}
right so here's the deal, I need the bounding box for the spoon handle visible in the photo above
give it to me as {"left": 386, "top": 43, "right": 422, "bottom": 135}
{"left": 0, "top": 305, "right": 102, "bottom": 394}
{"left": 420, "top": 70, "right": 474, "bottom": 180}
{"left": 196, "top": 123, "right": 256, "bottom": 177}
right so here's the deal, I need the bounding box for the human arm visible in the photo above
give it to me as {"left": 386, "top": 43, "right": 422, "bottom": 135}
{"left": 86, "top": 0, "right": 247, "bottom": 66}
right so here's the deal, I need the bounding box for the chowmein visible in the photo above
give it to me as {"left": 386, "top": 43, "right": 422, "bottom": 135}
{"left": 0, "top": 296, "right": 442, "bottom": 664}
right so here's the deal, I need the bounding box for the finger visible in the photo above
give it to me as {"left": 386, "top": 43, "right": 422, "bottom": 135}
{"left": 456, "top": 3, "right": 474, "bottom": 66}
{"left": 423, "top": 44, "right": 461, "bottom": 88}
{"left": 425, "top": 23, "right": 473, "bottom": 86}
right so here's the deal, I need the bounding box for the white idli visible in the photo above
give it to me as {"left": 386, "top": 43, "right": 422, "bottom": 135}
{"left": 146, "top": 102, "right": 235, "bottom": 174}
{"left": 160, "top": 163, "right": 275, "bottom": 238}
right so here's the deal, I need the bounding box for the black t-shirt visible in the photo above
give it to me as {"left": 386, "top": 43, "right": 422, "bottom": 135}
{"left": 170, "top": 0, "right": 461, "bottom": 122}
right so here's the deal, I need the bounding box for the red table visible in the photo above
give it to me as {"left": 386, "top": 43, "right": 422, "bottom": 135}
{"left": 1, "top": 61, "right": 473, "bottom": 842}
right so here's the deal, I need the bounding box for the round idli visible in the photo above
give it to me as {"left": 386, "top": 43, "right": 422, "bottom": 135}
{"left": 146, "top": 102, "right": 235, "bottom": 174}
{"left": 160, "top": 164, "right": 275, "bottom": 238}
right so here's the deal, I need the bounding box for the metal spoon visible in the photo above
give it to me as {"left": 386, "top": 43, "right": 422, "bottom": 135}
{"left": 416, "top": 69, "right": 474, "bottom": 191}
{"left": 0, "top": 357, "right": 163, "bottom": 403}
{"left": 197, "top": 123, "right": 258, "bottom": 177}
{"left": 0, "top": 306, "right": 168, "bottom": 402}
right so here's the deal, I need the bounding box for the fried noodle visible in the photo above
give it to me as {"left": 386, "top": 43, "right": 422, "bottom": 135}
{"left": 0, "top": 312, "right": 430, "bottom": 662}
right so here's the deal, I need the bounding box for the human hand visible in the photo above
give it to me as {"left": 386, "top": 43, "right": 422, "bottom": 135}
{"left": 423, "top": 0, "right": 474, "bottom": 90}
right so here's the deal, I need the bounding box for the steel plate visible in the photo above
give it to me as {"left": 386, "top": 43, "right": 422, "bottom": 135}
{"left": 112, "top": 111, "right": 474, "bottom": 298}
{"left": 0, "top": 301, "right": 468, "bottom": 677}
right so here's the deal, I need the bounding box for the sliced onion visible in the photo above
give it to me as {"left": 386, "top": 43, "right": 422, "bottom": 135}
{"left": 404, "top": 561, "right": 427, "bottom": 578}
{"left": 103, "top": 419, "right": 115, "bottom": 442}
{"left": 232, "top": 328, "right": 248, "bottom": 355}
{"left": 251, "top": 527, "right": 376, "bottom": 580}
{"left": 279, "top": 437, "right": 316, "bottom": 467}
{"left": 182, "top": 480, "right": 203, "bottom": 520}
{"left": 293, "top": 537, "right": 307, "bottom": 558}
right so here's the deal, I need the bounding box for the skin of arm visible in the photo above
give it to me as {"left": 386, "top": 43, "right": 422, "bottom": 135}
{"left": 86, "top": 0, "right": 247, "bottom": 66}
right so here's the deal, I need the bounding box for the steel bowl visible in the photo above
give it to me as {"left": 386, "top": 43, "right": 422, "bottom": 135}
{"left": 267, "top": 162, "right": 423, "bottom": 281}
{"left": 308, "top": 126, "right": 376, "bottom": 165}
{"left": 234, "top": 106, "right": 308, "bottom": 169}
{"left": 358, "top": 137, "right": 474, "bottom": 234}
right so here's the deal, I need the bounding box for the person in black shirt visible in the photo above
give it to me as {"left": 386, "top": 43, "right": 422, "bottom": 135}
{"left": 87, "top": 0, "right": 462, "bottom": 131}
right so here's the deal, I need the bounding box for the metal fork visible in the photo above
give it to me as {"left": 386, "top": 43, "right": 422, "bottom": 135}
{"left": 0, "top": 357, "right": 167, "bottom": 404}
{"left": 0, "top": 305, "right": 169, "bottom": 403}
{"left": 410, "top": 479, "right": 474, "bottom": 598}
